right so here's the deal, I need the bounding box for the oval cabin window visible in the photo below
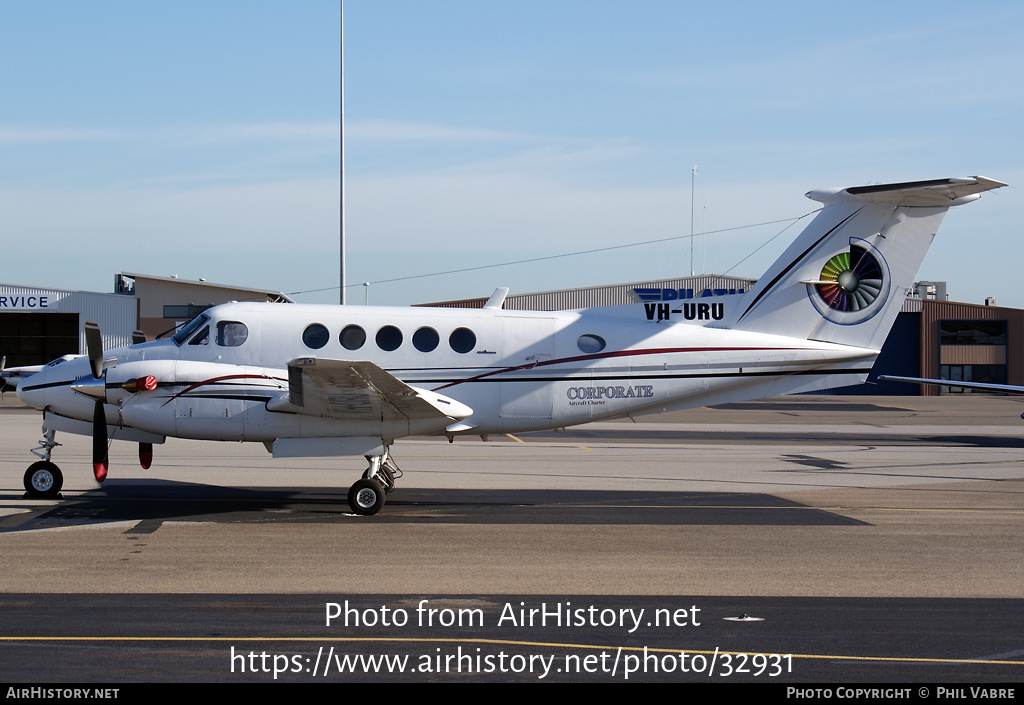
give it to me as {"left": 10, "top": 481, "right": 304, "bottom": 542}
{"left": 376, "top": 325, "right": 403, "bottom": 352}
{"left": 413, "top": 327, "right": 440, "bottom": 352}
{"left": 340, "top": 325, "right": 366, "bottom": 350}
{"left": 302, "top": 323, "right": 330, "bottom": 350}
{"left": 449, "top": 327, "right": 476, "bottom": 354}
{"left": 577, "top": 334, "right": 606, "bottom": 354}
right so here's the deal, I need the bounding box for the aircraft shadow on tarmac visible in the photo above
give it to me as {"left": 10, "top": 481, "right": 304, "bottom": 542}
{"left": 523, "top": 427, "right": 1024, "bottom": 448}
{"left": 918, "top": 434, "right": 1024, "bottom": 448}
{"left": 7, "top": 480, "right": 867, "bottom": 532}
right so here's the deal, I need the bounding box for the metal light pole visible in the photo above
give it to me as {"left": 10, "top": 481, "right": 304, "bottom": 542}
{"left": 339, "top": 1, "right": 346, "bottom": 304}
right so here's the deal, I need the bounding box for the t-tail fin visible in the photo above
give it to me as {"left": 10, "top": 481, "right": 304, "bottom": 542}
{"left": 729, "top": 176, "right": 1005, "bottom": 350}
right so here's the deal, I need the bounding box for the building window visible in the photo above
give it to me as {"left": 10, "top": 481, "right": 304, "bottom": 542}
{"left": 164, "top": 304, "right": 212, "bottom": 319}
{"left": 939, "top": 320, "right": 1007, "bottom": 345}
{"left": 940, "top": 364, "right": 1008, "bottom": 393}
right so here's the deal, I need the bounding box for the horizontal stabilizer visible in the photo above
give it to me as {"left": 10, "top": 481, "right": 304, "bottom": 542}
{"left": 808, "top": 176, "right": 1006, "bottom": 207}
{"left": 879, "top": 375, "right": 1024, "bottom": 394}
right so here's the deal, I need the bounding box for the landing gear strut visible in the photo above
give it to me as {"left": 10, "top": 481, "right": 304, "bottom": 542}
{"left": 24, "top": 429, "right": 63, "bottom": 499}
{"left": 347, "top": 446, "right": 402, "bottom": 515}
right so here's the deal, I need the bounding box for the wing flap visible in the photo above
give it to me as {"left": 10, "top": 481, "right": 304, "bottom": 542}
{"left": 279, "top": 358, "right": 473, "bottom": 422}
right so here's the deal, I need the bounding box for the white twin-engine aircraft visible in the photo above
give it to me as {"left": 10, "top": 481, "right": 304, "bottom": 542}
{"left": 16, "top": 176, "right": 1005, "bottom": 514}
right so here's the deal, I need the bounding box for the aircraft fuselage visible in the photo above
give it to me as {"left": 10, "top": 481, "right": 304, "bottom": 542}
{"left": 19, "top": 298, "right": 876, "bottom": 445}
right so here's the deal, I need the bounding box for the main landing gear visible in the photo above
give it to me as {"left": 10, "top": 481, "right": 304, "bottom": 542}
{"left": 24, "top": 429, "right": 63, "bottom": 499}
{"left": 347, "top": 446, "right": 402, "bottom": 516}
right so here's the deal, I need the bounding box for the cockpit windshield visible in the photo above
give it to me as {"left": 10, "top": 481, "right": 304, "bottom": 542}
{"left": 172, "top": 314, "right": 211, "bottom": 345}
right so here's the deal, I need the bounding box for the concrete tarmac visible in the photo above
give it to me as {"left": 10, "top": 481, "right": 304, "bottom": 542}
{"left": 1, "top": 395, "right": 1022, "bottom": 682}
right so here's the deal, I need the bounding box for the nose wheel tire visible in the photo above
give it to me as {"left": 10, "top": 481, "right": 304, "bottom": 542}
{"left": 24, "top": 461, "right": 63, "bottom": 499}
{"left": 348, "top": 479, "right": 385, "bottom": 516}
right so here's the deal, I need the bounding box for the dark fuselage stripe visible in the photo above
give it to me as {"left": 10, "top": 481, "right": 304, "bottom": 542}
{"left": 428, "top": 345, "right": 819, "bottom": 391}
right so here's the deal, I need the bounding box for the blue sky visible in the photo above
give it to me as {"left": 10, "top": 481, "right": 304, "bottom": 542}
{"left": 1, "top": 1, "right": 1021, "bottom": 307}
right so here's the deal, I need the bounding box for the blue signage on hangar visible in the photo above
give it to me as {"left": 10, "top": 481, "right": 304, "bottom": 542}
{"left": 634, "top": 286, "right": 747, "bottom": 302}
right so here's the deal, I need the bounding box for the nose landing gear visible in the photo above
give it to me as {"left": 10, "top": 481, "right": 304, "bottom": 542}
{"left": 24, "top": 429, "right": 63, "bottom": 499}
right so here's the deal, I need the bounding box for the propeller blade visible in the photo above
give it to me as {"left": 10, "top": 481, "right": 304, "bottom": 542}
{"left": 92, "top": 400, "right": 108, "bottom": 482}
{"left": 84, "top": 321, "right": 104, "bottom": 379}
{"left": 132, "top": 330, "right": 146, "bottom": 345}
{"left": 139, "top": 442, "right": 153, "bottom": 469}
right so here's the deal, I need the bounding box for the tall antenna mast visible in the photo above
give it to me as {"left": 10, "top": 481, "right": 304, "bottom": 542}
{"left": 701, "top": 169, "right": 707, "bottom": 274}
{"left": 339, "top": 1, "right": 346, "bottom": 304}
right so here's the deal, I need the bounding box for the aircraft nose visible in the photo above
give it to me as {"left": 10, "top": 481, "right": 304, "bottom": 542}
{"left": 15, "top": 357, "right": 83, "bottom": 410}
{"left": 16, "top": 371, "right": 45, "bottom": 409}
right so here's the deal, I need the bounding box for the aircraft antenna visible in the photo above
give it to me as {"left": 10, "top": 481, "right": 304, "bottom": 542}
{"left": 701, "top": 169, "right": 707, "bottom": 274}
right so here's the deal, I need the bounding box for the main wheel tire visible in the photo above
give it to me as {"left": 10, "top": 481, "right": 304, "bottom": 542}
{"left": 348, "top": 479, "right": 385, "bottom": 516}
{"left": 24, "top": 461, "right": 63, "bottom": 499}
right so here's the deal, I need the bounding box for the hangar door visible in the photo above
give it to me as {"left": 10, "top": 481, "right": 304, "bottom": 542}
{"left": 0, "top": 313, "right": 79, "bottom": 367}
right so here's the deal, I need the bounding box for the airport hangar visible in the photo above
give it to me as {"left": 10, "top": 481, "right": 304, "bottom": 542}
{"left": 0, "top": 272, "right": 1019, "bottom": 396}
{"left": 0, "top": 272, "right": 291, "bottom": 370}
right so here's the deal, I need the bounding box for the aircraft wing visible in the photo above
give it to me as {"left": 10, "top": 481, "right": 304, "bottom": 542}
{"left": 879, "top": 375, "right": 1024, "bottom": 394}
{"left": 274, "top": 358, "right": 473, "bottom": 422}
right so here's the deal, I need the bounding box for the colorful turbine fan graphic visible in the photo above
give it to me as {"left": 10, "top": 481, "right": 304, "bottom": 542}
{"left": 814, "top": 246, "right": 884, "bottom": 313}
